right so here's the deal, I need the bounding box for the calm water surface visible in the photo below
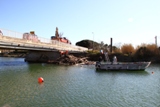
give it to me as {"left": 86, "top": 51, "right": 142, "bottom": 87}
{"left": 0, "top": 57, "right": 160, "bottom": 107}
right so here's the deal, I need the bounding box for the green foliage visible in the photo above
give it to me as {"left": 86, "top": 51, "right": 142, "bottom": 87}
{"left": 87, "top": 50, "right": 100, "bottom": 55}
{"left": 76, "top": 39, "right": 118, "bottom": 53}
{"left": 87, "top": 50, "right": 102, "bottom": 61}
{"left": 76, "top": 39, "right": 160, "bottom": 62}
{"left": 76, "top": 39, "right": 100, "bottom": 49}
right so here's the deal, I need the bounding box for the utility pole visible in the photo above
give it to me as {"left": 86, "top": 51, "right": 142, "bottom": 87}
{"left": 110, "top": 38, "right": 112, "bottom": 53}
{"left": 155, "top": 36, "right": 157, "bottom": 47}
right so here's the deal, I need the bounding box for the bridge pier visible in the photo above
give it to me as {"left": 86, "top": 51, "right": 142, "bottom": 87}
{"left": 25, "top": 51, "right": 60, "bottom": 62}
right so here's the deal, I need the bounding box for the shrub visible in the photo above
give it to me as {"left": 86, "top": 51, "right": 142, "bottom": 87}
{"left": 134, "top": 44, "right": 160, "bottom": 61}
{"left": 121, "top": 44, "right": 135, "bottom": 55}
{"left": 135, "top": 44, "right": 158, "bottom": 56}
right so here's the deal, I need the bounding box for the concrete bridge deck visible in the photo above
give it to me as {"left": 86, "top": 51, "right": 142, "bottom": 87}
{"left": 0, "top": 28, "right": 88, "bottom": 52}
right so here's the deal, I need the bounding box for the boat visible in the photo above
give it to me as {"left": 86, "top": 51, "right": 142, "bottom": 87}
{"left": 95, "top": 54, "right": 151, "bottom": 71}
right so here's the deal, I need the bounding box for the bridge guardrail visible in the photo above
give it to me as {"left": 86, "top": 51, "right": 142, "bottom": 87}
{"left": 0, "top": 28, "right": 88, "bottom": 52}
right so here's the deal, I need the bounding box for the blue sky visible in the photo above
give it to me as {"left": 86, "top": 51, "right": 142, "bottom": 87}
{"left": 1, "top": 0, "right": 160, "bottom": 47}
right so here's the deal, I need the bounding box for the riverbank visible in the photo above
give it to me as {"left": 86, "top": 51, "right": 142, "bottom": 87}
{"left": 1, "top": 52, "right": 160, "bottom": 64}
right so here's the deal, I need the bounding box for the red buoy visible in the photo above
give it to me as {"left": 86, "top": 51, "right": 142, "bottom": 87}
{"left": 38, "top": 77, "right": 44, "bottom": 83}
{"left": 152, "top": 72, "right": 154, "bottom": 74}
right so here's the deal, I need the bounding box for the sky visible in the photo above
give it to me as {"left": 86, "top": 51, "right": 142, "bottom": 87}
{"left": 1, "top": 0, "right": 160, "bottom": 47}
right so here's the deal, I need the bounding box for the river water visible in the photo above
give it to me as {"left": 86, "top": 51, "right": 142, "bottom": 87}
{"left": 0, "top": 57, "right": 159, "bottom": 107}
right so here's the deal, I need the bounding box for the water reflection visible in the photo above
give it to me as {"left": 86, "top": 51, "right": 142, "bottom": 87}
{"left": 95, "top": 69, "right": 150, "bottom": 75}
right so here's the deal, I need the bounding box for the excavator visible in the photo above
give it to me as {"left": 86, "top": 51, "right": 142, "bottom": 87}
{"left": 51, "top": 27, "right": 71, "bottom": 44}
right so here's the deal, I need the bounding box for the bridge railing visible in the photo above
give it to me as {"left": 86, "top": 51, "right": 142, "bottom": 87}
{"left": 0, "top": 28, "right": 52, "bottom": 43}
{"left": 0, "top": 28, "right": 23, "bottom": 39}
{"left": 0, "top": 28, "right": 88, "bottom": 52}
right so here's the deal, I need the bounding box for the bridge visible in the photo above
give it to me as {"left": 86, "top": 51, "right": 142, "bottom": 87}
{"left": 0, "top": 28, "right": 88, "bottom": 52}
{"left": 0, "top": 28, "right": 88, "bottom": 62}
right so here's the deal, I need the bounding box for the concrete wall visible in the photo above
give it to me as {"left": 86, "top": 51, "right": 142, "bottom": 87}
{"left": 25, "top": 51, "right": 60, "bottom": 62}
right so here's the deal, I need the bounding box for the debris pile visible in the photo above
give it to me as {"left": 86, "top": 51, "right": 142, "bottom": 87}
{"left": 48, "top": 55, "right": 95, "bottom": 65}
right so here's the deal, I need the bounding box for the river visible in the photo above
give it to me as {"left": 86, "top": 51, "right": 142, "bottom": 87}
{"left": 0, "top": 57, "right": 160, "bottom": 107}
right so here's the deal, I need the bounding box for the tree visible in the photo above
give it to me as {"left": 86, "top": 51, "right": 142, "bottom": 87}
{"left": 76, "top": 40, "right": 100, "bottom": 49}
{"left": 100, "top": 41, "right": 104, "bottom": 49}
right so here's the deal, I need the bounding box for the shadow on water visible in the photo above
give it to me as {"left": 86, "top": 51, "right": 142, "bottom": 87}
{"left": 0, "top": 61, "right": 26, "bottom": 66}
{"left": 27, "top": 63, "right": 70, "bottom": 74}
{"left": 27, "top": 63, "right": 55, "bottom": 72}
{"left": 95, "top": 69, "right": 150, "bottom": 75}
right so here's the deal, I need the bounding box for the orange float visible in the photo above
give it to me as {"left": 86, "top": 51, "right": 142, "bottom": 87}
{"left": 38, "top": 77, "right": 44, "bottom": 83}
